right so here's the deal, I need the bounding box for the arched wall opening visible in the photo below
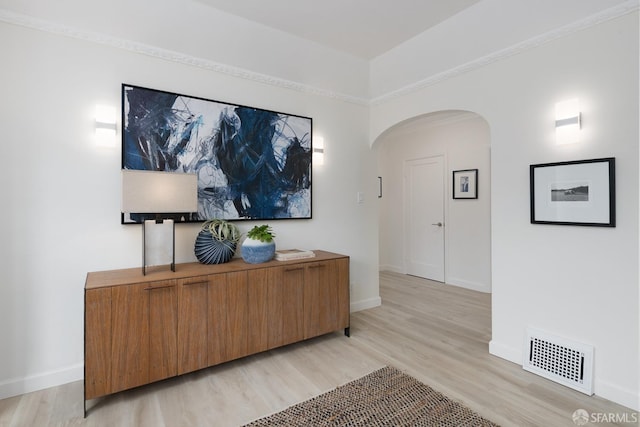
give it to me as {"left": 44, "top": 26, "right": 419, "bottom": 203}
{"left": 374, "top": 110, "right": 492, "bottom": 293}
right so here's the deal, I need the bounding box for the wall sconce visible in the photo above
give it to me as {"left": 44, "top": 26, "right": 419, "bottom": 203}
{"left": 313, "top": 137, "right": 325, "bottom": 165}
{"left": 122, "top": 170, "right": 198, "bottom": 275}
{"left": 555, "top": 99, "right": 581, "bottom": 145}
{"left": 95, "top": 105, "right": 117, "bottom": 147}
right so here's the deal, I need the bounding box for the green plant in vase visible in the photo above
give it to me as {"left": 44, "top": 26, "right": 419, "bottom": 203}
{"left": 246, "top": 224, "right": 275, "bottom": 242}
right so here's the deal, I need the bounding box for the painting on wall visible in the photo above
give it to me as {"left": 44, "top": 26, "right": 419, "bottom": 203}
{"left": 530, "top": 158, "right": 615, "bottom": 226}
{"left": 452, "top": 169, "right": 478, "bottom": 199}
{"left": 121, "top": 84, "right": 312, "bottom": 223}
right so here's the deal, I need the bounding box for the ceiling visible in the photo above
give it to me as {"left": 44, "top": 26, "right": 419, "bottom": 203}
{"left": 195, "top": 0, "right": 482, "bottom": 59}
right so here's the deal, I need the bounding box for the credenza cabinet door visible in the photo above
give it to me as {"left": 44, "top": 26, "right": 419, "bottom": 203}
{"left": 178, "top": 277, "right": 209, "bottom": 375}
{"left": 247, "top": 269, "right": 269, "bottom": 355}
{"left": 111, "top": 280, "right": 177, "bottom": 394}
{"left": 303, "top": 259, "right": 350, "bottom": 339}
{"left": 304, "top": 262, "right": 332, "bottom": 339}
{"left": 225, "top": 271, "right": 249, "bottom": 361}
{"left": 111, "top": 283, "right": 149, "bottom": 393}
{"left": 266, "top": 267, "right": 284, "bottom": 349}
{"left": 149, "top": 281, "right": 178, "bottom": 383}
{"left": 208, "top": 271, "right": 250, "bottom": 365}
{"left": 280, "top": 265, "right": 305, "bottom": 346}
{"left": 208, "top": 272, "right": 228, "bottom": 366}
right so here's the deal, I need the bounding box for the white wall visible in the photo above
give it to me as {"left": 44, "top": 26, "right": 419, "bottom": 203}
{"left": 0, "top": 14, "right": 379, "bottom": 398}
{"left": 370, "top": 12, "right": 639, "bottom": 410}
{"left": 376, "top": 113, "right": 491, "bottom": 292}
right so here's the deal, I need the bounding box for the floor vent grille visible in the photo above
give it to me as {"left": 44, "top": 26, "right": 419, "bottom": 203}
{"left": 523, "top": 328, "right": 594, "bottom": 395}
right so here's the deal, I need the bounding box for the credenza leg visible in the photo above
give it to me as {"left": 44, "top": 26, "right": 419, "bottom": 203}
{"left": 344, "top": 327, "right": 350, "bottom": 337}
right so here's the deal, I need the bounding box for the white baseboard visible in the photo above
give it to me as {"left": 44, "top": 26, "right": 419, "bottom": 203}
{"left": 446, "top": 276, "right": 491, "bottom": 293}
{"left": 594, "top": 380, "right": 640, "bottom": 411}
{"left": 380, "top": 269, "right": 491, "bottom": 294}
{"left": 0, "top": 363, "right": 83, "bottom": 400}
{"left": 351, "top": 296, "right": 382, "bottom": 312}
{"left": 379, "top": 264, "right": 403, "bottom": 274}
{"left": 489, "top": 340, "right": 521, "bottom": 364}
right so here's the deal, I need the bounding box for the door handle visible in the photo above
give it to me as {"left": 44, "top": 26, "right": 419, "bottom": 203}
{"left": 431, "top": 222, "right": 443, "bottom": 227}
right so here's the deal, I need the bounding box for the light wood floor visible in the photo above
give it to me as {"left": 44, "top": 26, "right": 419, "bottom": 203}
{"left": 0, "top": 272, "right": 634, "bottom": 426}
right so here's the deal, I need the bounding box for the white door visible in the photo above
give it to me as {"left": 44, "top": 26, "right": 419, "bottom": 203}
{"left": 404, "top": 156, "right": 445, "bottom": 282}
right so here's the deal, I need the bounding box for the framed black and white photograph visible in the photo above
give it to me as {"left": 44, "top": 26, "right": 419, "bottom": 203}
{"left": 530, "top": 158, "right": 615, "bottom": 227}
{"left": 122, "top": 84, "right": 312, "bottom": 223}
{"left": 452, "top": 169, "right": 478, "bottom": 199}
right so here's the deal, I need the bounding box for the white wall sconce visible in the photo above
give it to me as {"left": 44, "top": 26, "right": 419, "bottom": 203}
{"left": 313, "top": 136, "right": 325, "bottom": 165}
{"left": 555, "top": 98, "right": 581, "bottom": 145}
{"left": 95, "top": 105, "right": 117, "bottom": 147}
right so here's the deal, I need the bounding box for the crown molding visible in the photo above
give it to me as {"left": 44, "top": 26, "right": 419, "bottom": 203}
{"left": 1, "top": 1, "right": 638, "bottom": 107}
{"left": 370, "top": 0, "right": 639, "bottom": 106}
{"left": 0, "top": 9, "right": 370, "bottom": 106}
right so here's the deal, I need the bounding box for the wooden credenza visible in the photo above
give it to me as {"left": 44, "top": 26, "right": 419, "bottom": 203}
{"left": 84, "top": 250, "right": 349, "bottom": 412}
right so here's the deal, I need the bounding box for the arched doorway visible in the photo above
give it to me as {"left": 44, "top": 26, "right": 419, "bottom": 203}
{"left": 375, "top": 110, "right": 492, "bottom": 293}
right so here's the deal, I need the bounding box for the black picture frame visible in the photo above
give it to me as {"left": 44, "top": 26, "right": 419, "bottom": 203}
{"left": 530, "top": 158, "right": 615, "bottom": 227}
{"left": 452, "top": 169, "right": 478, "bottom": 199}
{"left": 121, "top": 84, "right": 312, "bottom": 223}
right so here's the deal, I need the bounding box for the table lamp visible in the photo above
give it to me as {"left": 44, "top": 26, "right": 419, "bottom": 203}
{"left": 122, "top": 170, "right": 198, "bottom": 275}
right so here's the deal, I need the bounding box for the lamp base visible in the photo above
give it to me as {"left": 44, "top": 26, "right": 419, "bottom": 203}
{"left": 142, "top": 219, "right": 176, "bottom": 275}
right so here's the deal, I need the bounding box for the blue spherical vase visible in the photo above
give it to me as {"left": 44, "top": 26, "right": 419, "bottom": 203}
{"left": 241, "top": 238, "right": 275, "bottom": 264}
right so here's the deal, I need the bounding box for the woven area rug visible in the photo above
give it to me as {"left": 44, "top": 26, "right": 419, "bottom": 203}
{"left": 243, "top": 366, "right": 499, "bottom": 426}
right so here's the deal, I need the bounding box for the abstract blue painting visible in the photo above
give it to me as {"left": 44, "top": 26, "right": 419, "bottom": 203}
{"left": 122, "top": 84, "right": 312, "bottom": 223}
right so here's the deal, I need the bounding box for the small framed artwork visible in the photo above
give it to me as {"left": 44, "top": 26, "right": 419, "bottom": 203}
{"left": 453, "top": 169, "right": 478, "bottom": 199}
{"left": 530, "top": 157, "right": 615, "bottom": 227}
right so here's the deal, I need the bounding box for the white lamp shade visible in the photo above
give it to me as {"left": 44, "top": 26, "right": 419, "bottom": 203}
{"left": 122, "top": 170, "right": 198, "bottom": 214}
